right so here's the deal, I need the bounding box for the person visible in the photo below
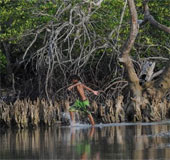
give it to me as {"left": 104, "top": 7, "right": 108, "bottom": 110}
{"left": 68, "top": 75, "right": 98, "bottom": 126}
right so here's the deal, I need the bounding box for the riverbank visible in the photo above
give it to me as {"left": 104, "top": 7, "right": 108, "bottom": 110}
{"left": 0, "top": 97, "right": 170, "bottom": 129}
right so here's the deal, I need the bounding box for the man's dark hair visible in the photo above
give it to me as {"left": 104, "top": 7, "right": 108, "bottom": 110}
{"left": 70, "top": 74, "right": 80, "bottom": 81}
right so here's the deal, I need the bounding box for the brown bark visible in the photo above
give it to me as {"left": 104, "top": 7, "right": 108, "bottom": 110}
{"left": 119, "top": 0, "right": 170, "bottom": 122}
{"left": 118, "top": 0, "right": 144, "bottom": 121}
{"left": 120, "top": 0, "right": 142, "bottom": 97}
{"left": 115, "top": 95, "right": 125, "bottom": 122}
{"left": 141, "top": 0, "right": 170, "bottom": 96}
{"left": 154, "top": 61, "right": 170, "bottom": 95}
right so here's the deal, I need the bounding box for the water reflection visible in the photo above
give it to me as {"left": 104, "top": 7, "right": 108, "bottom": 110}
{"left": 1, "top": 122, "right": 170, "bottom": 159}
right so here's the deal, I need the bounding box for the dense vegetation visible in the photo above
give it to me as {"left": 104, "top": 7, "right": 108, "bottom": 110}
{"left": 0, "top": 0, "right": 170, "bottom": 128}
{"left": 0, "top": 0, "right": 169, "bottom": 102}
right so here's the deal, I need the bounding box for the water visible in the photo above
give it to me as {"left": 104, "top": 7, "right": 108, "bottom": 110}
{"left": 1, "top": 121, "right": 170, "bottom": 159}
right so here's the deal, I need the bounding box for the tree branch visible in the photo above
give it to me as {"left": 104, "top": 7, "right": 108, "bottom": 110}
{"left": 120, "top": 0, "right": 142, "bottom": 95}
{"left": 143, "top": 0, "right": 170, "bottom": 33}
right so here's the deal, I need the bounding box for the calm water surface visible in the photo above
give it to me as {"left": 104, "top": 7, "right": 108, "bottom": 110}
{"left": 1, "top": 121, "right": 170, "bottom": 159}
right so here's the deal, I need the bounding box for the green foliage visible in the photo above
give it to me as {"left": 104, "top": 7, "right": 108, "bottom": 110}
{"left": 0, "top": 0, "right": 169, "bottom": 74}
{"left": 0, "top": 0, "right": 33, "bottom": 41}
{"left": 0, "top": 0, "right": 59, "bottom": 42}
{"left": 149, "top": 0, "right": 170, "bottom": 26}
{"left": 133, "top": 0, "right": 170, "bottom": 59}
{"left": 0, "top": 0, "right": 169, "bottom": 46}
{"left": 0, "top": 0, "right": 169, "bottom": 98}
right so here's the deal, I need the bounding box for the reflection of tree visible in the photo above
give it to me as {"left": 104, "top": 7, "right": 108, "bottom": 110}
{"left": 133, "top": 124, "right": 170, "bottom": 160}
{"left": 1, "top": 124, "right": 170, "bottom": 159}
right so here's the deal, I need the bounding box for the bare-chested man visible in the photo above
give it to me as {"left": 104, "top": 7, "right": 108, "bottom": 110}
{"left": 68, "top": 75, "right": 98, "bottom": 126}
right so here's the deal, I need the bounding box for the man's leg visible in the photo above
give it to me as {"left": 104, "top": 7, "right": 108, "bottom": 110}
{"left": 88, "top": 114, "right": 95, "bottom": 126}
{"left": 69, "top": 111, "right": 75, "bottom": 124}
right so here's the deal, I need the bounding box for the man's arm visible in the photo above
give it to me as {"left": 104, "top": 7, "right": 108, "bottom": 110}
{"left": 67, "top": 82, "right": 81, "bottom": 91}
{"left": 82, "top": 84, "right": 99, "bottom": 95}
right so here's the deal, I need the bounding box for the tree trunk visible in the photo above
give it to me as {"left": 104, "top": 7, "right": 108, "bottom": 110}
{"left": 120, "top": 0, "right": 141, "bottom": 96}
{"left": 120, "top": 0, "right": 170, "bottom": 122}
{"left": 120, "top": 0, "right": 143, "bottom": 121}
